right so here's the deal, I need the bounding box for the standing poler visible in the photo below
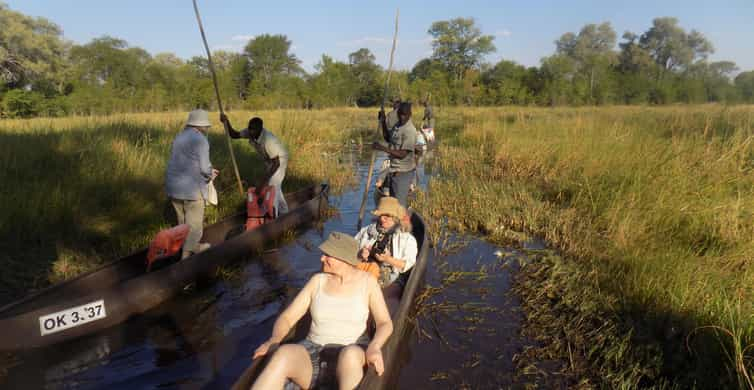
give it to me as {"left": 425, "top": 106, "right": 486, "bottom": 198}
{"left": 374, "top": 102, "right": 417, "bottom": 207}
{"left": 220, "top": 114, "right": 289, "bottom": 216}
{"left": 165, "top": 109, "right": 218, "bottom": 259}
{"left": 421, "top": 99, "right": 435, "bottom": 130}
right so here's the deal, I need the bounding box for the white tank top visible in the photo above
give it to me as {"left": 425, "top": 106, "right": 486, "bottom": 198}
{"left": 307, "top": 273, "right": 369, "bottom": 345}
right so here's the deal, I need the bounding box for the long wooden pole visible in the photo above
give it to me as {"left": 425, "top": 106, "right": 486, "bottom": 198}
{"left": 357, "top": 9, "right": 399, "bottom": 230}
{"left": 192, "top": 0, "right": 244, "bottom": 196}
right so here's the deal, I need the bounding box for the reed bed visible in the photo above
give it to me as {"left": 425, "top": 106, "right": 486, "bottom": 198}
{"left": 0, "top": 109, "right": 368, "bottom": 303}
{"left": 412, "top": 105, "right": 754, "bottom": 388}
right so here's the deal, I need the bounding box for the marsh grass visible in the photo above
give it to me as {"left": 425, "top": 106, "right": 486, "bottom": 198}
{"left": 412, "top": 105, "right": 754, "bottom": 388}
{"left": 0, "top": 109, "right": 368, "bottom": 304}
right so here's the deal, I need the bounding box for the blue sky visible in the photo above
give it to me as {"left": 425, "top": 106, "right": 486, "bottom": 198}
{"left": 7, "top": 0, "right": 754, "bottom": 73}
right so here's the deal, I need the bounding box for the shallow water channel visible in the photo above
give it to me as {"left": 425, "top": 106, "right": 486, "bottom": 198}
{"left": 0, "top": 148, "right": 542, "bottom": 389}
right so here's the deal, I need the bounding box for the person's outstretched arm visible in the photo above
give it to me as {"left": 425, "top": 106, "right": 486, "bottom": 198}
{"left": 220, "top": 113, "right": 242, "bottom": 139}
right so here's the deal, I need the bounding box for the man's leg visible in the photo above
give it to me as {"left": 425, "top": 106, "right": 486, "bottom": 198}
{"left": 182, "top": 198, "right": 205, "bottom": 259}
{"left": 269, "top": 162, "right": 288, "bottom": 216}
{"left": 390, "top": 171, "right": 414, "bottom": 208}
{"left": 171, "top": 198, "right": 186, "bottom": 225}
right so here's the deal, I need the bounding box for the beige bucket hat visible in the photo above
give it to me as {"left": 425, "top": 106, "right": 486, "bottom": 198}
{"left": 371, "top": 196, "right": 406, "bottom": 219}
{"left": 318, "top": 232, "right": 360, "bottom": 266}
{"left": 186, "top": 109, "right": 211, "bottom": 127}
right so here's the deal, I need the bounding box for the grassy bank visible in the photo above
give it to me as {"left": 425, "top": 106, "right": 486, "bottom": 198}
{"left": 412, "top": 105, "right": 753, "bottom": 388}
{"left": 0, "top": 109, "right": 368, "bottom": 304}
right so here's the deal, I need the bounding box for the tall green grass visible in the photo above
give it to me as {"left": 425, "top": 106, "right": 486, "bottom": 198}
{"left": 0, "top": 109, "right": 368, "bottom": 304}
{"left": 413, "top": 105, "right": 754, "bottom": 388}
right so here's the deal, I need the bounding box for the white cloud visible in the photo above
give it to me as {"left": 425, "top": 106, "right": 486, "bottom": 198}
{"left": 495, "top": 29, "right": 512, "bottom": 38}
{"left": 231, "top": 34, "right": 255, "bottom": 42}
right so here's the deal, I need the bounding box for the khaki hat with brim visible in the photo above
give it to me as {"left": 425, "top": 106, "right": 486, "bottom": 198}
{"left": 186, "top": 109, "right": 211, "bottom": 127}
{"left": 318, "top": 232, "right": 359, "bottom": 266}
{"left": 371, "top": 196, "right": 406, "bottom": 219}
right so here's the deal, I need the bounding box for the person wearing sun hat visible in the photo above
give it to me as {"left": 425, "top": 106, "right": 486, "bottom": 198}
{"left": 250, "top": 231, "right": 393, "bottom": 390}
{"left": 355, "top": 196, "right": 418, "bottom": 287}
{"left": 165, "top": 109, "right": 218, "bottom": 259}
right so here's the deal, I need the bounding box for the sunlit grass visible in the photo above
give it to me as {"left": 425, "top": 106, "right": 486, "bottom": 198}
{"left": 412, "top": 104, "right": 754, "bottom": 388}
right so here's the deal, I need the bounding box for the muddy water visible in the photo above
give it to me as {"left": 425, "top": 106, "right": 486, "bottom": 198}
{"left": 0, "top": 148, "right": 536, "bottom": 389}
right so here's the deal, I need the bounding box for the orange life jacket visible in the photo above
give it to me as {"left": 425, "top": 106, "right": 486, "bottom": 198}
{"left": 357, "top": 261, "right": 381, "bottom": 279}
{"left": 146, "top": 224, "right": 190, "bottom": 271}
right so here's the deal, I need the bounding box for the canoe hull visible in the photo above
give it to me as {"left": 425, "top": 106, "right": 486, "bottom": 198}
{"left": 0, "top": 184, "right": 329, "bottom": 351}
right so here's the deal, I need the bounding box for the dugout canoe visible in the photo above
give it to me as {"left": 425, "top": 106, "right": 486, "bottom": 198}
{"left": 232, "top": 211, "right": 429, "bottom": 390}
{"left": 0, "top": 184, "right": 329, "bottom": 351}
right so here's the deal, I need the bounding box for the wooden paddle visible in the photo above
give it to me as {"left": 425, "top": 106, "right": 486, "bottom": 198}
{"left": 192, "top": 0, "right": 245, "bottom": 196}
{"left": 357, "top": 9, "right": 399, "bottom": 230}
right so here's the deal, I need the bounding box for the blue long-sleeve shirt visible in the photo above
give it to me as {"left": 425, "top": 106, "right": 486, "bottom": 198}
{"left": 165, "top": 127, "right": 213, "bottom": 201}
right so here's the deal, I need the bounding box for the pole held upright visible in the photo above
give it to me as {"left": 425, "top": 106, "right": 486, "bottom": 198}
{"left": 357, "top": 9, "right": 399, "bottom": 230}
{"left": 192, "top": 0, "right": 245, "bottom": 196}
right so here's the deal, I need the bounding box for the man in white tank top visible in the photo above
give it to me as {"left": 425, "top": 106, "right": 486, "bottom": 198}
{"left": 250, "top": 232, "right": 393, "bottom": 390}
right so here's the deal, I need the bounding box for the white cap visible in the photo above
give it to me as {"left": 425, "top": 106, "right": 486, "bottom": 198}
{"left": 186, "top": 109, "right": 211, "bottom": 127}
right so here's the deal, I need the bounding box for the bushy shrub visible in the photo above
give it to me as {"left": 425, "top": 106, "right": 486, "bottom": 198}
{"left": 1, "top": 89, "right": 44, "bottom": 118}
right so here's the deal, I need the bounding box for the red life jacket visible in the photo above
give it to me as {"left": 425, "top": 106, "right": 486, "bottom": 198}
{"left": 146, "top": 224, "right": 190, "bottom": 271}
{"left": 246, "top": 186, "right": 276, "bottom": 230}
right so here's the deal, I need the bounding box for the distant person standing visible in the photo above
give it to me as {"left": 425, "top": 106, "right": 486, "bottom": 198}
{"left": 374, "top": 102, "right": 417, "bottom": 207}
{"left": 221, "top": 114, "right": 289, "bottom": 216}
{"left": 165, "top": 109, "right": 218, "bottom": 259}
{"left": 421, "top": 99, "right": 435, "bottom": 130}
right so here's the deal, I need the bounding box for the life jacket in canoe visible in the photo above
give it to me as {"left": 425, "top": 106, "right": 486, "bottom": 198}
{"left": 357, "top": 261, "right": 381, "bottom": 279}
{"left": 146, "top": 224, "right": 190, "bottom": 271}
{"left": 246, "top": 186, "right": 275, "bottom": 230}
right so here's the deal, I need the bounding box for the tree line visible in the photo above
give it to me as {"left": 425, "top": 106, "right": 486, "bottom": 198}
{"left": 2, "top": 2, "right": 753, "bottom": 118}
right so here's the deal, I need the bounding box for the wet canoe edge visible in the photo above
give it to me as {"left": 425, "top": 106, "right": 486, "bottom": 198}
{"left": 0, "top": 184, "right": 329, "bottom": 351}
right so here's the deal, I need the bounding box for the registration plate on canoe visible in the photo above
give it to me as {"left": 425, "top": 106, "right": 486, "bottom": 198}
{"left": 39, "top": 299, "right": 107, "bottom": 336}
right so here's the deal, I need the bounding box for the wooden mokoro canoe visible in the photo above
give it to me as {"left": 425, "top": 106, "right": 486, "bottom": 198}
{"left": 0, "top": 184, "right": 329, "bottom": 351}
{"left": 232, "top": 211, "right": 429, "bottom": 390}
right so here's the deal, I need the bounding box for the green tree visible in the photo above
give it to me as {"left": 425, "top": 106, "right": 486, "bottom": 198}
{"left": 428, "top": 17, "right": 496, "bottom": 80}
{"left": 0, "top": 3, "right": 68, "bottom": 91}
{"left": 409, "top": 58, "right": 444, "bottom": 82}
{"left": 70, "top": 37, "right": 149, "bottom": 93}
{"left": 639, "top": 17, "right": 714, "bottom": 77}
{"left": 555, "top": 22, "right": 617, "bottom": 103}
{"left": 308, "top": 55, "right": 356, "bottom": 107}
{"left": 616, "top": 32, "right": 656, "bottom": 104}
{"left": 735, "top": 71, "right": 754, "bottom": 103}
{"left": 540, "top": 54, "right": 578, "bottom": 106}
{"left": 687, "top": 60, "right": 739, "bottom": 102}
{"left": 228, "top": 54, "right": 251, "bottom": 101}
{"left": 1, "top": 88, "right": 43, "bottom": 118}
{"left": 348, "top": 48, "right": 381, "bottom": 106}
{"left": 244, "top": 34, "right": 302, "bottom": 91}
{"left": 480, "top": 59, "right": 532, "bottom": 105}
